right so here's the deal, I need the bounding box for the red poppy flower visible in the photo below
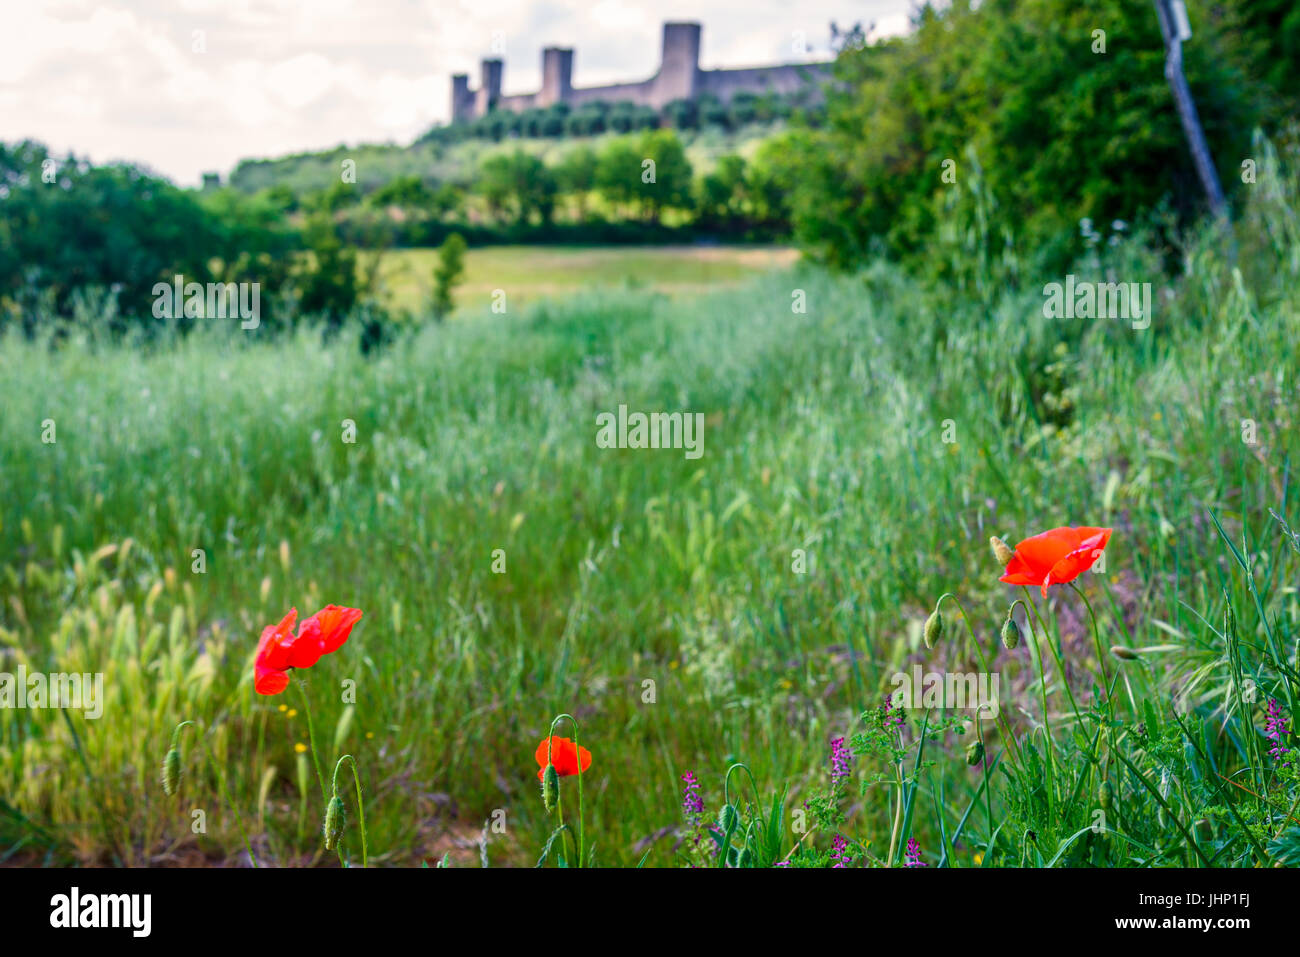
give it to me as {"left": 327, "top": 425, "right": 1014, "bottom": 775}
{"left": 300, "top": 604, "right": 364, "bottom": 655}
{"left": 254, "top": 605, "right": 363, "bottom": 695}
{"left": 999, "top": 526, "right": 1111, "bottom": 597}
{"left": 535, "top": 736, "right": 592, "bottom": 780}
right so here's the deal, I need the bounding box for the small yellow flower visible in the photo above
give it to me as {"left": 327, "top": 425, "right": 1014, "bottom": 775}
{"left": 365, "top": 731, "right": 374, "bottom": 740}
{"left": 294, "top": 742, "right": 308, "bottom": 754}
{"left": 278, "top": 704, "right": 288, "bottom": 713}
{"left": 287, "top": 709, "right": 298, "bottom": 718}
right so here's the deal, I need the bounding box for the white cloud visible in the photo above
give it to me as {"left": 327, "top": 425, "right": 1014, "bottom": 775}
{"left": 2, "top": 0, "right": 913, "bottom": 185}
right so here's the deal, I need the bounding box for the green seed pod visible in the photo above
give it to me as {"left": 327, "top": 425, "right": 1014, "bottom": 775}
{"left": 161, "top": 747, "right": 181, "bottom": 796}
{"left": 965, "top": 739, "right": 985, "bottom": 766}
{"left": 541, "top": 763, "right": 559, "bottom": 813}
{"left": 1098, "top": 780, "right": 1112, "bottom": 810}
{"left": 323, "top": 795, "right": 346, "bottom": 850}
{"left": 1110, "top": 646, "right": 1139, "bottom": 661}
{"left": 1000, "top": 615, "right": 1020, "bottom": 650}
{"left": 989, "top": 536, "right": 1016, "bottom": 565}
{"left": 923, "top": 608, "right": 944, "bottom": 649}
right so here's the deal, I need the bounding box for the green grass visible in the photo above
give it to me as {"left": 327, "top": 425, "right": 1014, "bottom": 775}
{"left": 368, "top": 244, "right": 799, "bottom": 316}
{"left": 2, "top": 151, "right": 1300, "bottom": 868}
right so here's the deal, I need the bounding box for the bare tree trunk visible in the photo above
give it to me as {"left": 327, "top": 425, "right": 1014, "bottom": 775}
{"left": 1153, "top": 0, "right": 1228, "bottom": 221}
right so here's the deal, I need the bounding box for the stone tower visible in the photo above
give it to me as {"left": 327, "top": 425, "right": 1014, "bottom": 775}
{"left": 450, "top": 73, "right": 473, "bottom": 122}
{"left": 446, "top": 20, "right": 828, "bottom": 123}
{"left": 655, "top": 22, "right": 701, "bottom": 105}
{"left": 539, "top": 47, "right": 574, "bottom": 107}
{"left": 475, "top": 58, "right": 503, "bottom": 116}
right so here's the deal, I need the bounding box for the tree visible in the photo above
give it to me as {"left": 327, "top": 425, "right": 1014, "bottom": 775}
{"left": 747, "top": 134, "right": 802, "bottom": 232}
{"left": 555, "top": 145, "right": 599, "bottom": 219}
{"left": 368, "top": 174, "right": 432, "bottom": 210}
{"left": 594, "top": 136, "right": 644, "bottom": 218}
{"left": 296, "top": 211, "right": 358, "bottom": 331}
{"left": 695, "top": 154, "right": 748, "bottom": 231}
{"left": 636, "top": 129, "right": 694, "bottom": 220}
{"left": 431, "top": 232, "right": 467, "bottom": 321}
{"left": 786, "top": 0, "right": 1261, "bottom": 272}
{"left": 0, "top": 140, "right": 243, "bottom": 338}
{"left": 664, "top": 98, "right": 699, "bottom": 130}
{"left": 477, "top": 150, "right": 557, "bottom": 226}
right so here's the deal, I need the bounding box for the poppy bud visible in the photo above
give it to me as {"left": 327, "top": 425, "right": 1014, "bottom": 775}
{"left": 1110, "top": 646, "right": 1138, "bottom": 661}
{"left": 323, "top": 794, "right": 346, "bottom": 850}
{"left": 923, "top": 608, "right": 943, "bottom": 649}
{"left": 1000, "top": 615, "right": 1020, "bottom": 650}
{"left": 161, "top": 747, "right": 181, "bottom": 796}
{"left": 990, "top": 536, "right": 1016, "bottom": 565}
{"left": 965, "top": 740, "right": 984, "bottom": 766}
{"left": 718, "top": 804, "right": 738, "bottom": 833}
{"left": 541, "top": 763, "right": 559, "bottom": 813}
{"left": 1098, "top": 780, "right": 1112, "bottom": 810}
{"left": 1194, "top": 818, "right": 1212, "bottom": 842}
{"left": 737, "top": 846, "right": 753, "bottom": 868}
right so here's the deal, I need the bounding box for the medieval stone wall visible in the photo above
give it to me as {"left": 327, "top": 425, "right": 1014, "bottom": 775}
{"left": 450, "top": 22, "right": 829, "bottom": 123}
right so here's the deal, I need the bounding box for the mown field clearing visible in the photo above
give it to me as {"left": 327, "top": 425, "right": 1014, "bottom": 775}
{"left": 367, "top": 244, "right": 800, "bottom": 316}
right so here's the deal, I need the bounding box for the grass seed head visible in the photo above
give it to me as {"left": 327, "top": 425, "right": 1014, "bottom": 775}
{"left": 161, "top": 747, "right": 181, "bottom": 796}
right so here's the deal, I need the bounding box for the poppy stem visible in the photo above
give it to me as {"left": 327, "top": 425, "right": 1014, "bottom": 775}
{"left": 331, "top": 755, "right": 368, "bottom": 868}
{"left": 887, "top": 757, "right": 904, "bottom": 866}
{"left": 1068, "top": 581, "right": 1115, "bottom": 726}
{"left": 934, "top": 593, "right": 1024, "bottom": 770}
{"left": 548, "top": 714, "right": 584, "bottom": 868}
{"left": 976, "top": 718, "right": 994, "bottom": 853}
{"left": 172, "top": 720, "right": 258, "bottom": 868}
{"left": 296, "top": 680, "right": 329, "bottom": 804}
{"left": 1018, "top": 588, "right": 1059, "bottom": 813}
{"left": 1021, "top": 591, "right": 1085, "bottom": 725}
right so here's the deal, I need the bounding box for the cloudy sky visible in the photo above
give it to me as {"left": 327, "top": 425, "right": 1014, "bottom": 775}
{"left": 3, "top": 0, "right": 914, "bottom": 186}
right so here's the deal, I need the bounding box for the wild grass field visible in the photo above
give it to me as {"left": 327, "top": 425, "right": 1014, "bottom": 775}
{"left": 2, "top": 149, "right": 1300, "bottom": 868}
{"left": 367, "top": 244, "right": 799, "bottom": 315}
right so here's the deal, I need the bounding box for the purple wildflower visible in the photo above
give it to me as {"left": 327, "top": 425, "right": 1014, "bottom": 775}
{"left": 681, "top": 771, "right": 705, "bottom": 824}
{"left": 831, "top": 833, "right": 853, "bottom": 868}
{"left": 883, "top": 694, "right": 905, "bottom": 729}
{"left": 1265, "top": 698, "right": 1291, "bottom": 767}
{"left": 830, "top": 736, "right": 852, "bottom": 785}
{"left": 904, "top": 837, "right": 927, "bottom": 868}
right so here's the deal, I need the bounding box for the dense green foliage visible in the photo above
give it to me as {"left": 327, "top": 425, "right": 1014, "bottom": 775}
{"left": 2, "top": 126, "right": 793, "bottom": 339}
{"left": 419, "top": 90, "right": 823, "bottom": 146}
{"left": 0, "top": 141, "right": 288, "bottom": 337}
{"left": 787, "top": 0, "right": 1292, "bottom": 272}
{"left": 430, "top": 233, "right": 467, "bottom": 321}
